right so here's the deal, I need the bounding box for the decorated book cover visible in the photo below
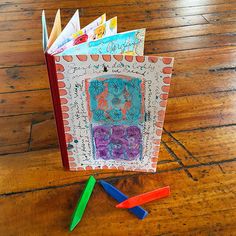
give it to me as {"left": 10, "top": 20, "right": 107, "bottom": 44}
{"left": 42, "top": 10, "right": 174, "bottom": 172}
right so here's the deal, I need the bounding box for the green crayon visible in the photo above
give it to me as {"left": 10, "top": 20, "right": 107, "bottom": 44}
{"left": 69, "top": 176, "right": 96, "bottom": 231}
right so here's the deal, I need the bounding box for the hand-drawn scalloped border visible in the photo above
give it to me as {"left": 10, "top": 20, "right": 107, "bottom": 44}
{"left": 54, "top": 55, "right": 173, "bottom": 172}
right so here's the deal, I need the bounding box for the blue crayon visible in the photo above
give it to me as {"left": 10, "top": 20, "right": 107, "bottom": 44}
{"left": 99, "top": 180, "right": 148, "bottom": 220}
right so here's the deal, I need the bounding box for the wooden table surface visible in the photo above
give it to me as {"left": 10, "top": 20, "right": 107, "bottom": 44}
{"left": 0, "top": 0, "right": 236, "bottom": 235}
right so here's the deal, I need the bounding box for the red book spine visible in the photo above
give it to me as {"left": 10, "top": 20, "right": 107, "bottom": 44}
{"left": 45, "top": 53, "right": 70, "bottom": 170}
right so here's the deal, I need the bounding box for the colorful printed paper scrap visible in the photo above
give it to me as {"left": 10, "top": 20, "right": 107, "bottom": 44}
{"left": 59, "top": 29, "right": 145, "bottom": 56}
{"left": 48, "top": 10, "right": 80, "bottom": 53}
{"left": 53, "top": 17, "right": 117, "bottom": 54}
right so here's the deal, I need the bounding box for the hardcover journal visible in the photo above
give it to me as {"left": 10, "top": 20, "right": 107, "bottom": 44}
{"left": 42, "top": 10, "right": 174, "bottom": 172}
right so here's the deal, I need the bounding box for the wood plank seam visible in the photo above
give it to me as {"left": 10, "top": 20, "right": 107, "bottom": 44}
{"left": 1, "top": 1, "right": 235, "bottom": 13}
{"left": 171, "top": 123, "right": 236, "bottom": 133}
{"left": 0, "top": 88, "right": 49, "bottom": 95}
{"left": 161, "top": 141, "right": 198, "bottom": 181}
{"left": 209, "top": 66, "right": 236, "bottom": 72}
{"left": 163, "top": 128, "right": 201, "bottom": 164}
{"left": 168, "top": 88, "right": 236, "bottom": 99}
{"left": 1, "top": 157, "right": 235, "bottom": 198}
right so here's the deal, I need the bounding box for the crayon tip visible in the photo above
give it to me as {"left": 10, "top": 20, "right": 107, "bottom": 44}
{"left": 116, "top": 202, "right": 125, "bottom": 208}
{"left": 69, "top": 218, "right": 81, "bottom": 231}
{"left": 99, "top": 180, "right": 108, "bottom": 188}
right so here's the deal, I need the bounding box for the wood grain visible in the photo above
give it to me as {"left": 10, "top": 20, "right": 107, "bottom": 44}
{"left": 0, "top": 146, "right": 178, "bottom": 194}
{"left": 0, "top": 90, "right": 52, "bottom": 116}
{"left": 163, "top": 126, "right": 236, "bottom": 165}
{"left": 0, "top": 65, "right": 49, "bottom": 93}
{"left": 0, "top": 115, "right": 31, "bottom": 146}
{"left": 1, "top": 0, "right": 236, "bottom": 13}
{"left": 165, "top": 91, "right": 236, "bottom": 132}
{"left": 0, "top": 162, "right": 235, "bottom": 235}
{"left": 203, "top": 11, "right": 236, "bottom": 23}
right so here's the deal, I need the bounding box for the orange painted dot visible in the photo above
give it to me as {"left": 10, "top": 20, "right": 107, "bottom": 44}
{"left": 160, "top": 100, "right": 167, "bottom": 107}
{"left": 62, "top": 113, "right": 69, "bottom": 119}
{"left": 162, "top": 57, "right": 172, "bottom": 64}
{"left": 156, "top": 121, "right": 163, "bottom": 128}
{"left": 113, "top": 55, "right": 123, "bottom": 61}
{"left": 153, "top": 139, "right": 161, "bottom": 145}
{"left": 64, "top": 126, "right": 70, "bottom": 132}
{"left": 156, "top": 129, "right": 162, "bottom": 136}
{"left": 59, "top": 89, "right": 67, "bottom": 96}
{"left": 151, "top": 157, "right": 158, "bottom": 162}
{"left": 102, "top": 165, "right": 108, "bottom": 169}
{"left": 95, "top": 166, "right": 101, "bottom": 170}
{"left": 70, "top": 162, "right": 77, "bottom": 167}
{"left": 152, "top": 163, "right": 157, "bottom": 168}
{"left": 153, "top": 146, "right": 160, "bottom": 152}
{"left": 102, "top": 55, "right": 111, "bottom": 61}
{"left": 63, "top": 56, "right": 73, "bottom": 62}
{"left": 160, "top": 93, "right": 168, "bottom": 100}
{"left": 76, "top": 55, "right": 87, "bottom": 61}
{"left": 63, "top": 119, "right": 69, "bottom": 125}
{"left": 152, "top": 151, "right": 159, "bottom": 156}
{"left": 125, "top": 55, "right": 133, "bottom": 62}
{"left": 86, "top": 166, "right": 93, "bottom": 170}
{"left": 91, "top": 55, "right": 99, "bottom": 61}
{"left": 158, "top": 117, "right": 165, "bottom": 122}
{"left": 148, "top": 56, "right": 158, "bottom": 63}
{"left": 60, "top": 98, "right": 68, "bottom": 104}
{"left": 54, "top": 56, "right": 60, "bottom": 62}
{"left": 163, "top": 67, "right": 173, "bottom": 74}
{"left": 68, "top": 151, "right": 73, "bottom": 155}
{"left": 77, "top": 167, "right": 85, "bottom": 171}
{"left": 65, "top": 133, "right": 73, "bottom": 143}
{"left": 69, "top": 157, "right": 75, "bottom": 161}
{"left": 118, "top": 166, "right": 124, "bottom": 170}
{"left": 162, "top": 85, "right": 170, "bottom": 93}
{"left": 58, "top": 81, "right": 66, "bottom": 88}
{"left": 136, "top": 56, "right": 145, "bottom": 62}
{"left": 57, "top": 73, "right": 64, "bottom": 80}
{"left": 163, "top": 77, "right": 171, "bottom": 84}
{"left": 158, "top": 110, "right": 165, "bottom": 116}
{"left": 55, "top": 63, "right": 64, "bottom": 72}
{"left": 70, "top": 167, "right": 77, "bottom": 171}
{"left": 61, "top": 106, "right": 69, "bottom": 112}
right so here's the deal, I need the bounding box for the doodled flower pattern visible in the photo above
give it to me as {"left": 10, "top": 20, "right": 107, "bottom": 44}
{"left": 126, "top": 107, "right": 140, "bottom": 121}
{"left": 109, "top": 109, "right": 122, "bottom": 121}
{"left": 108, "top": 78, "right": 125, "bottom": 96}
{"left": 93, "top": 109, "right": 105, "bottom": 121}
{"left": 89, "top": 80, "right": 105, "bottom": 96}
{"left": 88, "top": 76, "right": 143, "bottom": 123}
{"left": 93, "top": 125, "right": 142, "bottom": 161}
